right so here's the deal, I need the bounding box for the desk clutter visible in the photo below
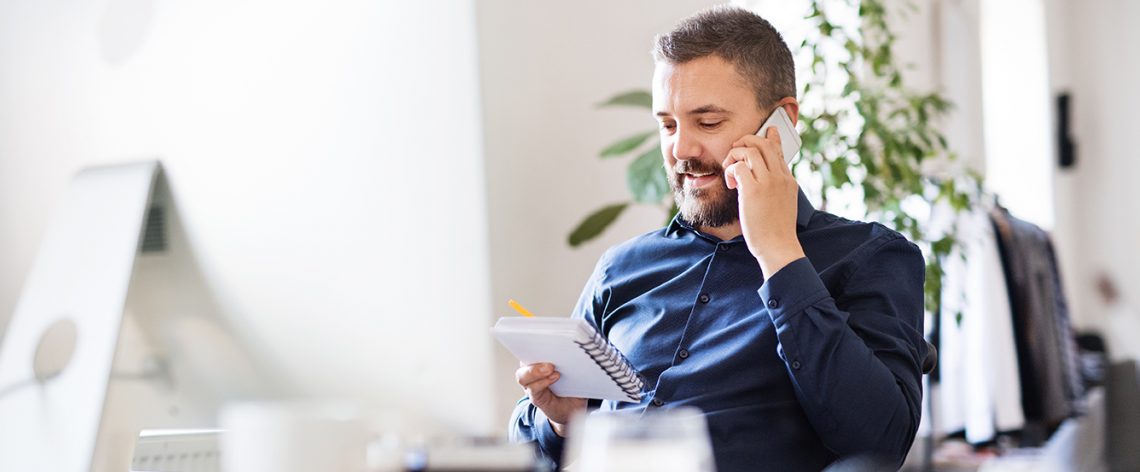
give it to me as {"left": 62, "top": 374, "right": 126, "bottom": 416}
{"left": 130, "top": 427, "right": 537, "bottom": 472}
{"left": 130, "top": 403, "right": 718, "bottom": 472}
{"left": 127, "top": 401, "right": 537, "bottom": 472}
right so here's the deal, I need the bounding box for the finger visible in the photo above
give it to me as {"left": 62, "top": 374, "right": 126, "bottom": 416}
{"left": 515, "top": 363, "right": 555, "bottom": 386}
{"left": 721, "top": 150, "right": 750, "bottom": 178}
{"left": 726, "top": 146, "right": 769, "bottom": 175}
{"left": 731, "top": 130, "right": 779, "bottom": 150}
{"left": 724, "top": 161, "right": 757, "bottom": 191}
{"left": 731, "top": 133, "right": 766, "bottom": 148}
{"left": 724, "top": 163, "right": 737, "bottom": 189}
{"left": 721, "top": 148, "right": 761, "bottom": 190}
{"left": 523, "top": 373, "right": 561, "bottom": 398}
{"left": 516, "top": 363, "right": 554, "bottom": 385}
{"left": 721, "top": 152, "right": 744, "bottom": 189}
{"left": 733, "top": 130, "right": 787, "bottom": 173}
{"left": 761, "top": 127, "right": 789, "bottom": 174}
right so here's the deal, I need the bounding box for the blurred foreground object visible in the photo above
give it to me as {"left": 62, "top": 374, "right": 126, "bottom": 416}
{"left": 563, "top": 407, "right": 715, "bottom": 472}
{"left": 0, "top": 161, "right": 266, "bottom": 471}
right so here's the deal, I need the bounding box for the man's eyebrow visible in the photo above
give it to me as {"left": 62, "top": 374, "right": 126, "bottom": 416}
{"left": 654, "top": 105, "right": 732, "bottom": 117}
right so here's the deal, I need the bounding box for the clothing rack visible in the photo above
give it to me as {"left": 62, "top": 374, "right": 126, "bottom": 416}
{"left": 919, "top": 198, "right": 1086, "bottom": 471}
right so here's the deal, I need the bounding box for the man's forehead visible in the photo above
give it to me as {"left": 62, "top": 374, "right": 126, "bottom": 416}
{"left": 652, "top": 57, "right": 753, "bottom": 116}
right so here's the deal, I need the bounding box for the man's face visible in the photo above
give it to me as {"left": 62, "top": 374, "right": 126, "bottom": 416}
{"left": 653, "top": 55, "right": 767, "bottom": 229}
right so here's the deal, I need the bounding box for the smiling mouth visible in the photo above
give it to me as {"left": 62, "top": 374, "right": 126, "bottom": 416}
{"left": 682, "top": 172, "right": 719, "bottom": 188}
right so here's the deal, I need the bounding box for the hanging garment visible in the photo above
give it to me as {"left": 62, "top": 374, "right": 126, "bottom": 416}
{"left": 990, "top": 206, "right": 1082, "bottom": 438}
{"left": 939, "top": 206, "right": 1025, "bottom": 443}
{"left": 1043, "top": 233, "right": 1086, "bottom": 414}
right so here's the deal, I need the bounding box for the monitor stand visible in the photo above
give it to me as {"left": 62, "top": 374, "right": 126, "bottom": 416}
{"left": 0, "top": 161, "right": 263, "bottom": 471}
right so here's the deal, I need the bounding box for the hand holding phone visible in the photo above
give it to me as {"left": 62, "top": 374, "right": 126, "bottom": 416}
{"left": 722, "top": 105, "right": 806, "bottom": 276}
{"left": 755, "top": 107, "right": 801, "bottom": 165}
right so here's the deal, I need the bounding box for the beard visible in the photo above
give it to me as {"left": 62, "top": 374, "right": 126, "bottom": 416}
{"left": 669, "top": 159, "right": 739, "bottom": 228}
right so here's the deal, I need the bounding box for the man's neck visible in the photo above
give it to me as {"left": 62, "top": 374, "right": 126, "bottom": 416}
{"left": 697, "top": 221, "right": 743, "bottom": 242}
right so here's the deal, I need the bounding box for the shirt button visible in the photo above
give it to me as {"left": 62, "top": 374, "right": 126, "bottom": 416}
{"left": 678, "top": 348, "right": 690, "bottom": 359}
{"left": 792, "top": 360, "right": 802, "bottom": 370}
{"left": 698, "top": 293, "right": 710, "bottom": 304}
{"left": 767, "top": 298, "right": 779, "bottom": 309}
{"left": 651, "top": 398, "right": 664, "bottom": 407}
{"left": 718, "top": 245, "right": 729, "bottom": 252}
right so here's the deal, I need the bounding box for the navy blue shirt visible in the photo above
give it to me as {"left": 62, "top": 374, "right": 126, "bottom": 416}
{"left": 510, "top": 190, "right": 927, "bottom": 471}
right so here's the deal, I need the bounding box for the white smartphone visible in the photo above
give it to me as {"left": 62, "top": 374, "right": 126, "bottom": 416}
{"left": 755, "top": 107, "right": 801, "bottom": 165}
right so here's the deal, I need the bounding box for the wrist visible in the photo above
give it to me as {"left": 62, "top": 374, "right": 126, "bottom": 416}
{"left": 754, "top": 243, "right": 805, "bottom": 277}
{"left": 549, "top": 419, "right": 570, "bottom": 438}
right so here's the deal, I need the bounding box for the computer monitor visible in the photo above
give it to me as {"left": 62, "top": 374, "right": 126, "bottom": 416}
{"left": 0, "top": 162, "right": 268, "bottom": 470}
{"left": 0, "top": 158, "right": 499, "bottom": 471}
{"left": 0, "top": 3, "right": 499, "bottom": 470}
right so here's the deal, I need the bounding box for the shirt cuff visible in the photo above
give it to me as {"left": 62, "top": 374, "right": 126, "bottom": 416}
{"left": 534, "top": 408, "right": 566, "bottom": 462}
{"left": 757, "top": 257, "right": 830, "bottom": 325}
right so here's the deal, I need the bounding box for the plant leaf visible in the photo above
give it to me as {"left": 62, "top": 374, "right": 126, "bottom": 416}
{"left": 600, "top": 130, "right": 657, "bottom": 158}
{"left": 568, "top": 203, "right": 629, "bottom": 247}
{"left": 627, "top": 146, "right": 670, "bottom": 203}
{"left": 598, "top": 90, "right": 653, "bottom": 109}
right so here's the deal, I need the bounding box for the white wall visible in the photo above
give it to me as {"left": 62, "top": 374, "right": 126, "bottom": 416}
{"left": 1050, "top": 0, "right": 1140, "bottom": 332}
{"left": 1042, "top": 0, "right": 1086, "bottom": 329}
{"left": 0, "top": 0, "right": 497, "bottom": 434}
{"left": 476, "top": 0, "right": 723, "bottom": 424}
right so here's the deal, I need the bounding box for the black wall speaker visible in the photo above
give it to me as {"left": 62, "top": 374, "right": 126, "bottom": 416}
{"left": 1057, "top": 93, "right": 1077, "bottom": 169}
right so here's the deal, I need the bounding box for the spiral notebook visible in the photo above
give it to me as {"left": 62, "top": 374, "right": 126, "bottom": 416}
{"left": 492, "top": 317, "right": 644, "bottom": 403}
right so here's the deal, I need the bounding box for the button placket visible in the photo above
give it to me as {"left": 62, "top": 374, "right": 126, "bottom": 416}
{"left": 654, "top": 244, "right": 727, "bottom": 404}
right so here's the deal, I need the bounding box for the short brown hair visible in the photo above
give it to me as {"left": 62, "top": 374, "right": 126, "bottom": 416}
{"left": 652, "top": 5, "right": 796, "bottom": 110}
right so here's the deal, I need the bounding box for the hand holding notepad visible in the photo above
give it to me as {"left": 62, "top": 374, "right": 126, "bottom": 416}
{"left": 492, "top": 317, "right": 644, "bottom": 403}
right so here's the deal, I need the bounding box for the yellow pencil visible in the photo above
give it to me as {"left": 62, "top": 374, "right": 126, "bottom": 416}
{"left": 507, "top": 299, "right": 535, "bottom": 318}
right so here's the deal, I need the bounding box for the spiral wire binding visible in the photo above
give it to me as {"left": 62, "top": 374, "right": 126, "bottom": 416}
{"left": 574, "top": 331, "right": 644, "bottom": 401}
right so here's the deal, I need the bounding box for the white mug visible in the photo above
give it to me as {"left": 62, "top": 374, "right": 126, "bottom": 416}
{"left": 219, "top": 401, "right": 368, "bottom": 472}
{"left": 567, "top": 407, "right": 715, "bottom": 472}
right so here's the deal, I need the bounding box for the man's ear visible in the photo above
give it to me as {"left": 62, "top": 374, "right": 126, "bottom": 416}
{"left": 776, "top": 98, "right": 800, "bottom": 126}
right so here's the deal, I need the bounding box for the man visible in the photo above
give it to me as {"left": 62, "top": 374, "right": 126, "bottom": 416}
{"left": 510, "top": 6, "right": 927, "bottom": 471}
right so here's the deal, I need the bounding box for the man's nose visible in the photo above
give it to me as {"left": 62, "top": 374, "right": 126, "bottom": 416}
{"left": 672, "top": 127, "right": 701, "bottom": 161}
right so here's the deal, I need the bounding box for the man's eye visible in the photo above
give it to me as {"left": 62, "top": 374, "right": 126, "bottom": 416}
{"left": 660, "top": 123, "right": 676, "bottom": 132}
{"left": 700, "top": 121, "right": 722, "bottom": 128}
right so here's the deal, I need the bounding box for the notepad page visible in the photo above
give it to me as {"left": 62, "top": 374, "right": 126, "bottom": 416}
{"left": 492, "top": 318, "right": 639, "bottom": 402}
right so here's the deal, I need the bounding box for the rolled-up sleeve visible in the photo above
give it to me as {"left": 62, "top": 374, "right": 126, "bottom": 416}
{"left": 758, "top": 235, "right": 926, "bottom": 466}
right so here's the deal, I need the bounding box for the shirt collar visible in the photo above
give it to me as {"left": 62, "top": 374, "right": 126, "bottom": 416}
{"left": 666, "top": 186, "right": 815, "bottom": 236}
